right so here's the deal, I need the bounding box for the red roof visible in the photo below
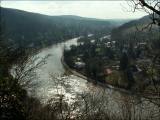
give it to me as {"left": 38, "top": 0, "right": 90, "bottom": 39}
{"left": 104, "top": 68, "right": 112, "bottom": 75}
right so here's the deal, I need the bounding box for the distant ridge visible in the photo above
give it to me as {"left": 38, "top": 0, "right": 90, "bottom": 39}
{"left": 111, "top": 14, "right": 159, "bottom": 43}
{"left": 0, "top": 7, "right": 116, "bottom": 48}
{"left": 0, "top": 7, "right": 134, "bottom": 49}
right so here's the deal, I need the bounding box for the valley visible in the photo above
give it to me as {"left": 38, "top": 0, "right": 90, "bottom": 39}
{"left": 0, "top": 1, "right": 160, "bottom": 119}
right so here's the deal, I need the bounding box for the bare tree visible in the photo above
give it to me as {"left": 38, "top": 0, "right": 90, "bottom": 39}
{"left": 11, "top": 50, "right": 50, "bottom": 89}
{"left": 129, "top": 0, "right": 160, "bottom": 26}
{"left": 126, "top": 0, "right": 160, "bottom": 114}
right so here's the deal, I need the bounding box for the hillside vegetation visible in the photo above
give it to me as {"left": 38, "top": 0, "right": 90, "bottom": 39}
{"left": 111, "top": 15, "right": 159, "bottom": 47}
{"left": 64, "top": 14, "right": 160, "bottom": 94}
{"left": 0, "top": 7, "right": 126, "bottom": 49}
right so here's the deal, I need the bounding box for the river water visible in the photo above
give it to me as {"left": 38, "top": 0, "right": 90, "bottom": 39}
{"left": 20, "top": 37, "right": 159, "bottom": 119}
{"left": 30, "top": 37, "right": 90, "bottom": 103}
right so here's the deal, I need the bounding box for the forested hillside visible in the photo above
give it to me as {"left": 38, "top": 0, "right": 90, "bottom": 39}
{"left": 0, "top": 7, "right": 122, "bottom": 49}
{"left": 0, "top": 2, "right": 160, "bottom": 119}
{"left": 111, "top": 15, "right": 159, "bottom": 47}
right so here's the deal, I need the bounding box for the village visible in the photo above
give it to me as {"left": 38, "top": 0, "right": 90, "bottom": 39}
{"left": 64, "top": 33, "right": 159, "bottom": 92}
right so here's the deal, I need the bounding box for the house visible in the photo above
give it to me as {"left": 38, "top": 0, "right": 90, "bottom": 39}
{"left": 138, "top": 42, "right": 147, "bottom": 49}
{"left": 112, "top": 65, "right": 120, "bottom": 70}
{"left": 105, "top": 42, "right": 111, "bottom": 48}
{"left": 100, "top": 35, "right": 111, "bottom": 40}
{"left": 77, "top": 57, "right": 81, "bottom": 61}
{"left": 74, "top": 62, "right": 85, "bottom": 69}
{"left": 139, "top": 42, "right": 147, "bottom": 46}
{"left": 90, "top": 39, "right": 95, "bottom": 43}
{"left": 88, "top": 34, "right": 93, "bottom": 37}
{"left": 104, "top": 68, "right": 112, "bottom": 76}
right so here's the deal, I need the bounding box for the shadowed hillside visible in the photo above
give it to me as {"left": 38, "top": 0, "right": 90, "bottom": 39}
{"left": 0, "top": 7, "right": 127, "bottom": 49}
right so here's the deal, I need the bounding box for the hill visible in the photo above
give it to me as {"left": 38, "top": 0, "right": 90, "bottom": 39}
{"left": 0, "top": 7, "right": 125, "bottom": 49}
{"left": 111, "top": 15, "right": 159, "bottom": 45}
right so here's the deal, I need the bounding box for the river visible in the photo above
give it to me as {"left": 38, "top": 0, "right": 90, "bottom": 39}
{"left": 29, "top": 37, "right": 90, "bottom": 103}
{"left": 18, "top": 37, "right": 159, "bottom": 119}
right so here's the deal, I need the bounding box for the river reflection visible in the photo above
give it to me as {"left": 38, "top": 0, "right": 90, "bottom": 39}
{"left": 30, "top": 37, "right": 89, "bottom": 102}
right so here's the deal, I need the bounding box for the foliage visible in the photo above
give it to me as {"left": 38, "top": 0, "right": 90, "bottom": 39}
{"left": 1, "top": 7, "right": 115, "bottom": 49}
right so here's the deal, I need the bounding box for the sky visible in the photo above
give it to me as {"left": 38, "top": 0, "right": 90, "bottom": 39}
{"left": 1, "top": 0, "right": 148, "bottom": 19}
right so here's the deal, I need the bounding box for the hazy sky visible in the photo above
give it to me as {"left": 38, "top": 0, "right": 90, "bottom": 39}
{"left": 1, "top": 1, "right": 147, "bottom": 19}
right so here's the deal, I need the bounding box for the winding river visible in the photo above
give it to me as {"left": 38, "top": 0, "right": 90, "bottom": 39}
{"left": 29, "top": 37, "right": 90, "bottom": 103}
{"left": 21, "top": 37, "right": 159, "bottom": 119}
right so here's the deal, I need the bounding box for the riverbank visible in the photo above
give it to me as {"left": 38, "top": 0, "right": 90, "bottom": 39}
{"left": 62, "top": 55, "right": 160, "bottom": 99}
{"left": 61, "top": 55, "right": 133, "bottom": 95}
